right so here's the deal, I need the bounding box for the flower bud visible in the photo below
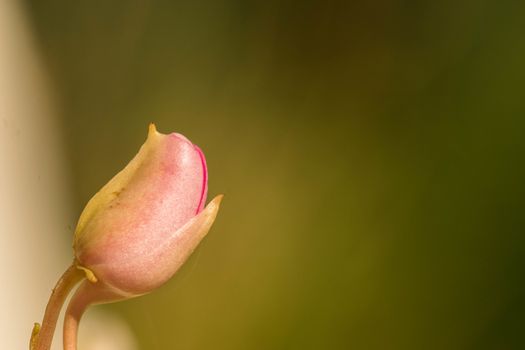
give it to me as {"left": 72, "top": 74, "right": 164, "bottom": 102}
{"left": 72, "top": 124, "right": 222, "bottom": 297}
{"left": 30, "top": 124, "right": 222, "bottom": 350}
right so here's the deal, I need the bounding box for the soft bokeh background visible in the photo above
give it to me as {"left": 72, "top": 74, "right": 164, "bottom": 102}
{"left": 7, "top": 0, "right": 525, "bottom": 348}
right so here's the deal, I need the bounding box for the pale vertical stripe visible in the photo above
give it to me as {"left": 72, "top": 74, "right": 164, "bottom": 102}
{"left": 0, "top": 1, "right": 136, "bottom": 349}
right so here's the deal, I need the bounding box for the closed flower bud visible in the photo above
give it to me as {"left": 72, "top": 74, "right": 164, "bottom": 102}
{"left": 30, "top": 124, "right": 222, "bottom": 350}
{"left": 73, "top": 123, "right": 220, "bottom": 295}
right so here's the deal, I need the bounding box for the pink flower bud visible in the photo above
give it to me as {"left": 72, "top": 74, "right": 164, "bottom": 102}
{"left": 73, "top": 124, "right": 222, "bottom": 296}
{"left": 30, "top": 124, "right": 222, "bottom": 350}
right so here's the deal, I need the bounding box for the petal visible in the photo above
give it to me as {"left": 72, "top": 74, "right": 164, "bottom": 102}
{"left": 194, "top": 144, "right": 208, "bottom": 214}
{"left": 81, "top": 195, "right": 223, "bottom": 295}
{"left": 74, "top": 124, "right": 161, "bottom": 240}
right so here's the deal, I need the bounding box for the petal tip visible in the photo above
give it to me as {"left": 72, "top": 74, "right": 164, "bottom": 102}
{"left": 210, "top": 194, "right": 224, "bottom": 209}
{"left": 148, "top": 123, "right": 159, "bottom": 137}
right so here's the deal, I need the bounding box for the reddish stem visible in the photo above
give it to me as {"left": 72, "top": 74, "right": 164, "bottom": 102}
{"left": 63, "top": 280, "right": 123, "bottom": 350}
{"left": 31, "top": 264, "right": 84, "bottom": 350}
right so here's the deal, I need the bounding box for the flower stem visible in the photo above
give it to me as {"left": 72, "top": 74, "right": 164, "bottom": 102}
{"left": 30, "top": 264, "right": 85, "bottom": 350}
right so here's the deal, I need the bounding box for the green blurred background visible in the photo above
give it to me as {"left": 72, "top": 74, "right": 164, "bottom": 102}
{"left": 24, "top": 1, "right": 525, "bottom": 349}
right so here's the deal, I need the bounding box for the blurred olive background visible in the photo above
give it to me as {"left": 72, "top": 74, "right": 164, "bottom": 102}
{"left": 23, "top": 1, "right": 525, "bottom": 349}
